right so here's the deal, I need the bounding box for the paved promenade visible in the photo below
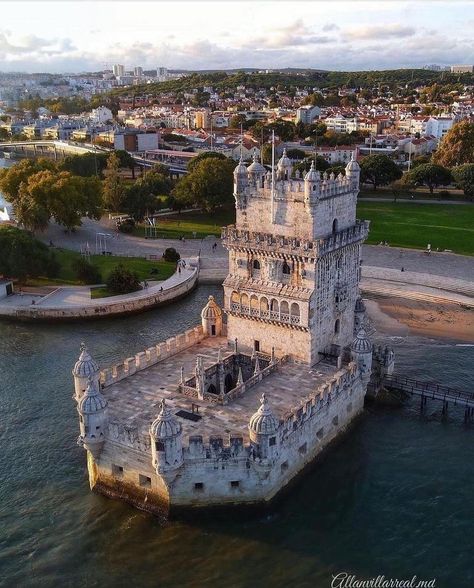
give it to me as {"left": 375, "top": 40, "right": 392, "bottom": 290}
{"left": 0, "top": 258, "right": 198, "bottom": 320}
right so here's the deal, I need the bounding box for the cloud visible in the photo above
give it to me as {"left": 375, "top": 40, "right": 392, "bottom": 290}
{"left": 239, "top": 19, "right": 333, "bottom": 50}
{"left": 322, "top": 23, "right": 339, "bottom": 32}
{"left": 0, "top": 30, "right": 76, "bottom": 59}
{"left": 345, "top": 24, "right": 416, "bottom": 40}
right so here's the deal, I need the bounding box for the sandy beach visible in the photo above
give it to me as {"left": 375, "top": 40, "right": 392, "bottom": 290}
{"left": 365, "top": 296, "right": 474, "bottom": 343}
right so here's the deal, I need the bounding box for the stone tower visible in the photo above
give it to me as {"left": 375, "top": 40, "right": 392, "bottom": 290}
{"left": 222, "top": 152, "right": 369, "bottom": 365}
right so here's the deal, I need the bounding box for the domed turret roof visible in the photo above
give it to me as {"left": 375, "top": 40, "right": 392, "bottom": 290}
{"left": 78, "top": 378, "right": 107, "bottom": 414}
{"left": 304, "top": 161, "right": 320, "bottom": 182}
{"left": 249, "top": 393, "right": 279, "bottom": 435}
{"left": 233, "top": 156, "right": 248, "bottom": 176}
{"left": 201, "top": 295, "right": 222, "bottom": 320}
{"left": 150, "top": 399, "right": 181, "bottom": 439}
{"left": 351, "top": 328, "right": 372, "bottom": 354}
{"left": 247, "top": 153, "right": 266, "bottom": 174}
{"left": 277, "top": 148, "right": 292, "bottom": 169}
{"left": 345, "top": 152, "right": 360, "bottom": 172}
{"left": 73, "top": 343, "right": 99, "bottom": 378}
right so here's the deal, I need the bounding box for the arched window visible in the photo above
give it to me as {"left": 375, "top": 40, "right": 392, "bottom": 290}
{"left": 241, "top": 293, "right": 249, "bottom": 311}
{"left": 270, "top": 299, "right": 279, "bottom": 313}
{"left": 334, "top": 319, "right": 340, "bottom": 334}
{"left": 225, "top": 374, "right": 233, "bottom": 393}
{"left": 253, "top": 259, "right": 260, "bottom": 270}
{"left": 290, "top": 303, "right": 300, "bottom": 317}
{"left": 282, "top": 261, "right": 291, "bottom": 275}
{"left": 332, "top": 219, "right": 338, "bottom": 234}
{"left": 260, "top": 297, "right": 269, "bottom": 315}
{"left": 252, "top": 259, "right": 261, "bottom": 278}
{"left": 207, "top": 384, "right": 217, "bottom": 395}
{"left": 280, "top": 300, "right": 289, "bottom": 317}
{"left": 250, "top": 295, "right": 259, "bottom": 316}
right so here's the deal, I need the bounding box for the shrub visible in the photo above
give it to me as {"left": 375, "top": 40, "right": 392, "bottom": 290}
{"left": 71, "top": 257, "right": 102, "bottom": 284}
{"left": 118, "top": 219, "right": 135, "bottom": 233}
{"left": 105, "top": 264, "right": 142, "bottom": 294}
{"left": 45, "top": 251, "right": 60, "bottom": 278}
{"left": 437, "top": 190, "right": 450, "bottom": 199}
{"left": 163, "top": 247, "right": 180, "bottom": 262}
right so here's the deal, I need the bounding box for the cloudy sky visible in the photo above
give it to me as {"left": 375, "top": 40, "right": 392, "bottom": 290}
{"left": 1, "top": 1, "right": 473, "bottom": 73}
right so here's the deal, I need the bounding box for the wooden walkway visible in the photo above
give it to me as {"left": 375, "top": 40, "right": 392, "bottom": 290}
{"left": 383, "top": 374, "right": 474, "bottom": 422}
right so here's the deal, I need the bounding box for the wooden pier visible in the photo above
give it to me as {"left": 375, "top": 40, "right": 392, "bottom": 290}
{"left": 382, "top": 374, "right": 474, "bottom": 423}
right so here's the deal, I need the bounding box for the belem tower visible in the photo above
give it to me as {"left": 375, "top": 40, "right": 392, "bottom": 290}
{"left": 72, "top": 151, "right": 394, "bottom": 516}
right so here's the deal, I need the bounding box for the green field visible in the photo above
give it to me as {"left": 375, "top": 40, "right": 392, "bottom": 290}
{"left": 358, "top": 202, "right": 474, "bottom": 255}
{"left": 134, "top": 209, "right": 235, "bottom": 240}
{"left": 134, "top": 202, "right": 474, "bottom": 256}
{"left": 26, "top": 249, "right": 176, "bottom": 287}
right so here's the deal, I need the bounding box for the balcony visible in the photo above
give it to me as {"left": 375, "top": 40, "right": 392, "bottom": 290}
{"left": 230, "top": 302, "right": 301, "bottom": 326}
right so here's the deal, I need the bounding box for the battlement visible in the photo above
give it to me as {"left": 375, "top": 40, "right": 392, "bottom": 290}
{"left": 244, "top": 172, "right": 354, "bottom": 202}
{"left": 222, "top": 220, "right": 370, "bottom": 258}
{"left": 99, "top": 326, "right": 207, "bottom": 387}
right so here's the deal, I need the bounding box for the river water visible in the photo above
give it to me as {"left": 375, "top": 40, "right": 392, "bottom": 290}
{"left": 1, "top": 156, "right": 473, "bottom": 587}
{"left": 0, "top": 282, "right": 473, "bottom": 588}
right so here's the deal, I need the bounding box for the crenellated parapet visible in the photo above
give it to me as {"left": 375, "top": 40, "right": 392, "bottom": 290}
{"left": 99, "top": 326, "right": 206, "bottom": 387}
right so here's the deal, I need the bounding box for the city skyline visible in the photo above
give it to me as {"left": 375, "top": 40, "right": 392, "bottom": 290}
{"left": 0, "top": 0, "right": 473, "bottom": 73}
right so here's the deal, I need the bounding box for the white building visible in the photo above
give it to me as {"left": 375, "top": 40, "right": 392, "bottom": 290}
{"left": 296, "top": 105, "right": 321, "bottom": 124}
{"left": 89, "top": 106, "right": 113, "bottom": 125}
{"left": 113, "top": 64, "right": 125, "bottom": 77}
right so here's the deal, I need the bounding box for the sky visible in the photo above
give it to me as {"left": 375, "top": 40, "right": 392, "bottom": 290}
{"left": 0, "top": 1, "right": 473, "bottom": 73}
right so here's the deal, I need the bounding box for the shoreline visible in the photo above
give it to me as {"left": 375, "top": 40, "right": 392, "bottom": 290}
{"left": 365, "top": 296, "right": 474, "bottom": 344}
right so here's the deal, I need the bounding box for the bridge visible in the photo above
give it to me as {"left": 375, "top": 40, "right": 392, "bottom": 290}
{"left": 0, "top": 140, "right": 187, "bottom": 175}
{"left": 382, "top": 374, "right": 474, "bottom": 422}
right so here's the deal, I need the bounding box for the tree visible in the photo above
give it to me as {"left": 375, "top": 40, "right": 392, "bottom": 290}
{"left": 61, "top": 152, "right": 108, "bottom": 177}
{"left": 451, "top": 164, "right": 474, "bottom": 199}
{"left": 0, "top": 158, "right": 58, "bottom": 203}
{"left": 173, "top": 156, "right": 234, "bottom": 212}
{"left": 406, "top": 163, "right": 452, "bottom": 194}
{"left": 187, "top": 151, "right": 227, "bottom": 172}
{"left": 106, "top": 264, "right": 142, "bottom": 294}
{"left": 433, "top": 121, "right": 474, "bottom": 167}
{"left": 360, "top": 155, "right": 402, "bottom": 190}
{"left": 72, "top": 258, "right": 102, "bottom": 284}
{"left": 294, "top": 156, "right": 330, "bottom": 175}
{"left": 115, "top": 149, "right": 137, "bottom": 179}
{"left": 102, "top": 152, "right": 125, "bottom": 212}
{"left": 0, "top": 226, "right": 59, "bottom": 281}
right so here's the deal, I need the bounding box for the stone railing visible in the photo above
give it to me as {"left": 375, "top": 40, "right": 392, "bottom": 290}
{"left": 222, "top": 221, "right": 369, "bottom": 258}
{"left": 230, "top": 302, "right": 301, "bottom": 326}
{"left": 100, "top": 325, "right": 205, "bottom": 387}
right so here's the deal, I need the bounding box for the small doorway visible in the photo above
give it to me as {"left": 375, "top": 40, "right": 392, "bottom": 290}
{"left": 224, "top": 374, "right": 233, "bottom": 393}
{"left": 254, "top": 340, "right": 260, "bottom": 352}
{"left": 211, "top": 325, "right": 216, "bottom": 336}
{"left": 6, "top": 283, "right": 13, "bottom": 296}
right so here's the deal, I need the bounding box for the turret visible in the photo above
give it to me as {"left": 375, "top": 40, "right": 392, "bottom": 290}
{"left": 150, "top": 400, "right": 183, "bottom": 473}
{"left": 247, "top": 153, "right": 266, "bottom": 185}
{"left": 77, "top": 377, "right": 108, "bottom": 459}
{"left": 72, "top": 343, "right": 99, "bottom": 402}
{"left": 233, "top": 156, "right": 248, "bottom": 194}
{"left": 277, "top": 148, "right": 292, "bottom": 180}
{"left": 351, "top": 328, "right": 373, "bottom": 382}
{"left": 249, "top": 393, "right": 280, "bottom": 461}
{"left": 304, "top": 161, "right": 320, "bottom": 204}
{"left": 345, "top": 152, "right": 360, "bottom": 189}
{"left": 201, "top": 295, "right": 223, "bottom": 337}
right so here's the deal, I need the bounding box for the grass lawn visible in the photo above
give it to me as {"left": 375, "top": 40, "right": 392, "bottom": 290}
{"left": 357, "top": 202, "right": 474, "bottom": 255}
{"left": 133, "top": 208, "right": 235, "bottom": 239}
{"left": 25, "top": 248, "right": 176, "bottom": 287}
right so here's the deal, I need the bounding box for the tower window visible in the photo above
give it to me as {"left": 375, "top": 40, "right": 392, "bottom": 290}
{"left": 269, "top": 436, "right": 276, "bottom": 446}
{"left": 139, "top": 474, "right": 152, "bottom": 488}
{"left": 112, "top": 464, "right": 124, "bottom": 477}
{"left": 155, "top": 440, "right": 165, "bottom": 451}
{"left": 282, "top": 261, "right": 291, "bottom": 275}
{"left": 332, "top": 219, "right": 338, "bottom": 234}
{"left": 252, "top": 259, "right": 260, "bottom": 270}
{"left": 194, "top": 482, "right": 204, "bottom": 491}
{"left": 334, "top": 319, "right": 340, "bottom": 334}
{"left": 230, "top": 480, "right": 240, "bottom": 488}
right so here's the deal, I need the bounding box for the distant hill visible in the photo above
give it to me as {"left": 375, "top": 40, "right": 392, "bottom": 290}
{"left": 109, "top": 69, "right": 474, "bottom": 97}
